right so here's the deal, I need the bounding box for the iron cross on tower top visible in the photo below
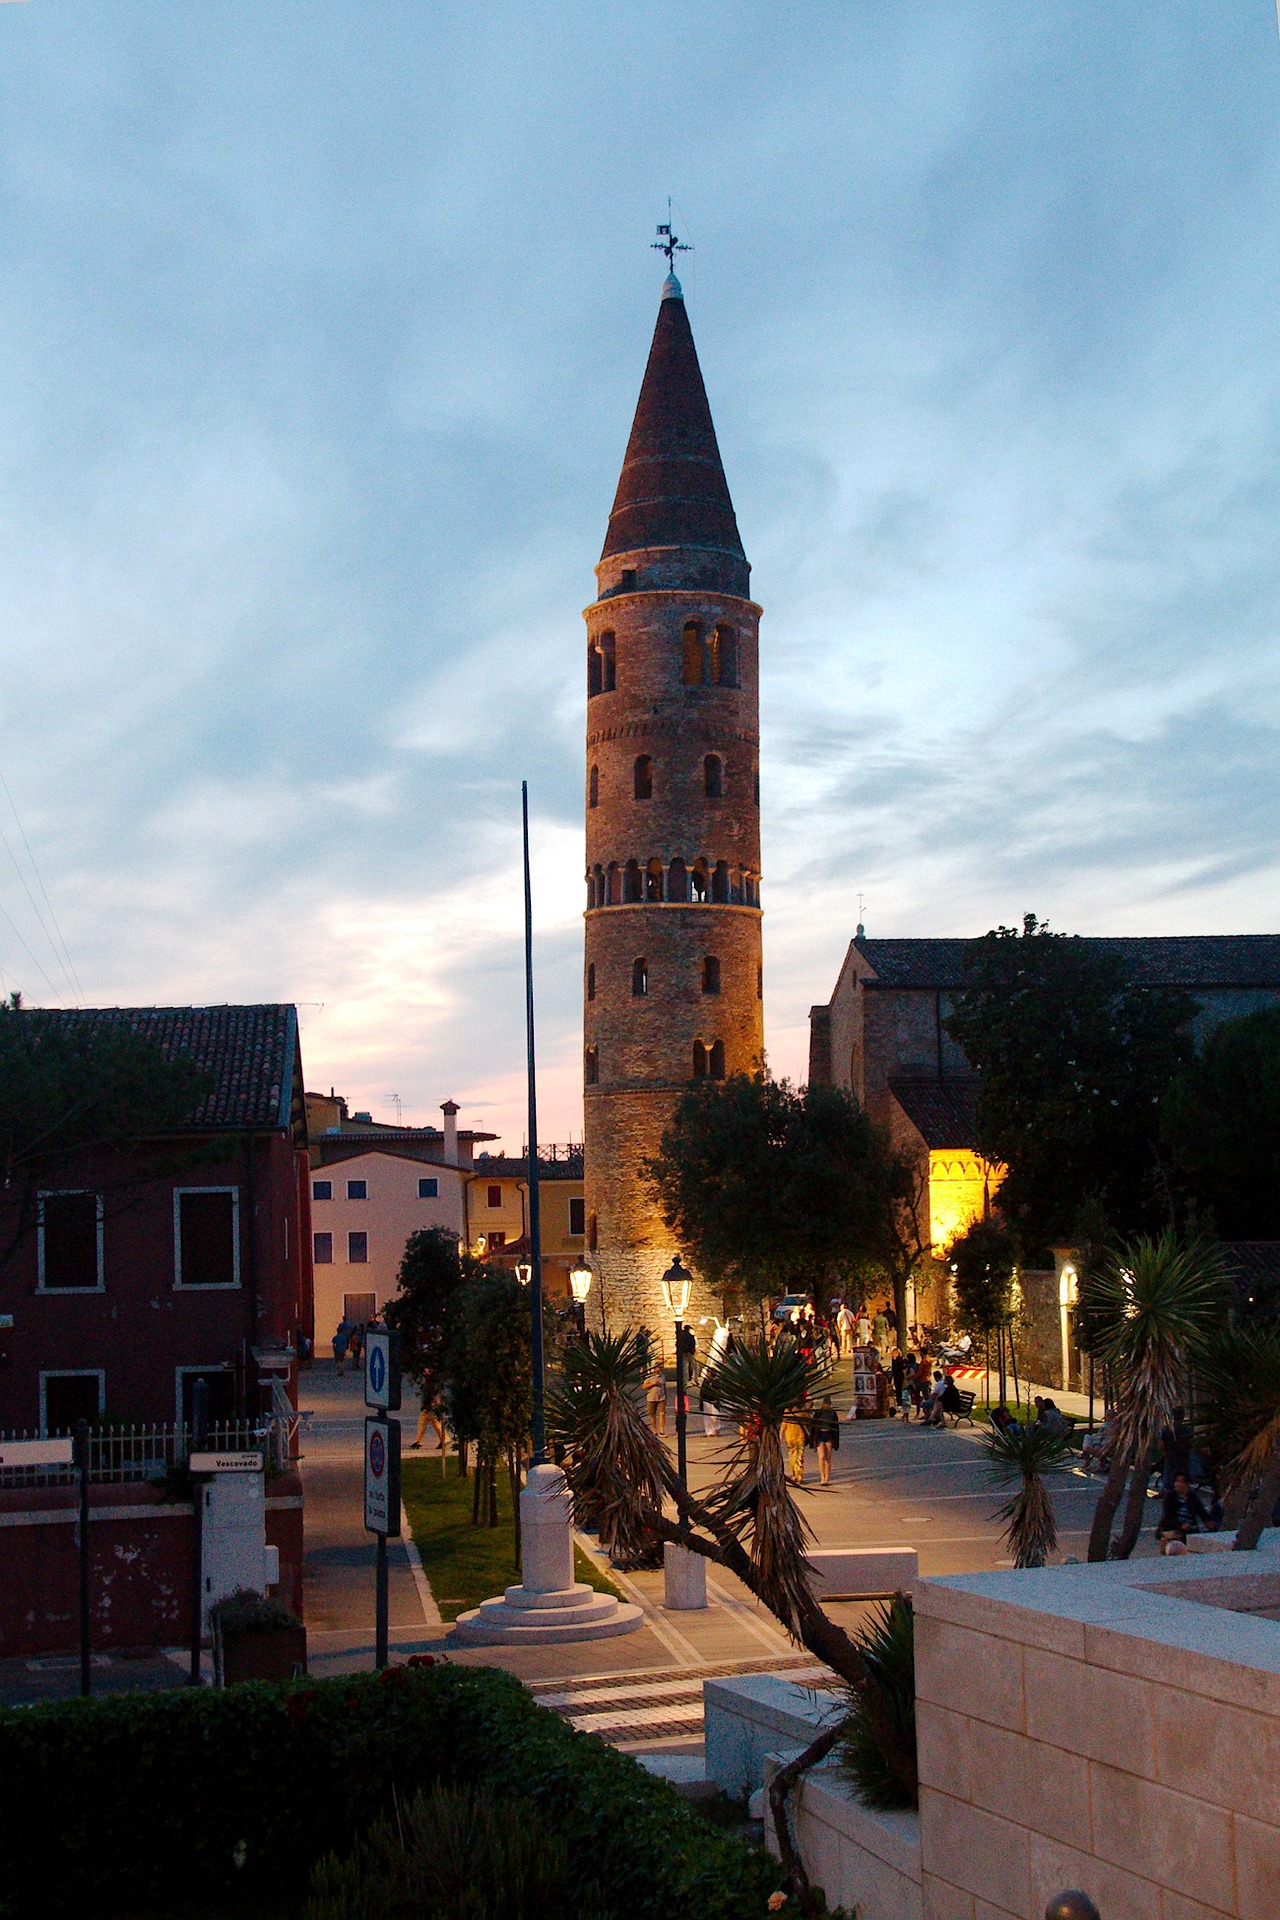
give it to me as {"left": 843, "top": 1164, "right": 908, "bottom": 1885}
{"left": 652, "top": 211, "right": 691, "bottom": 272}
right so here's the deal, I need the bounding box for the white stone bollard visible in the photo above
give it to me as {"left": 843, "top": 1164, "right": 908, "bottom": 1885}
{"left": 664, "top": 1539, "right": 708, "bottom": 1609}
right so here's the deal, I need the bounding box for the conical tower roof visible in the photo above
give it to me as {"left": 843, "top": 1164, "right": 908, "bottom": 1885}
{"left": 601, "top": 275, "right": 746, "bottom": 564}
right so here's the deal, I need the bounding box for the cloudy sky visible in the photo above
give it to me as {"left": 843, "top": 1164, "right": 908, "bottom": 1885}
{"left": 0, "top": 2, "right": 1277, "bottom": 1148}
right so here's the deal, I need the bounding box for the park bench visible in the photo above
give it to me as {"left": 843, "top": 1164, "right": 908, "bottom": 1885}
{"left": 947, "top": 1389, "right": 976, "bottom": 1428}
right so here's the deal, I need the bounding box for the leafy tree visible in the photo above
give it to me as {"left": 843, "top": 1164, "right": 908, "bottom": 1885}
{"left": 948, "top": 1217, "right": 1017, "bottom": 1336}
{"left": 945, "top": 915, "right": 1195, "bottom": 1256}
{"left": 645, "top": 1073, "right": 924, "bottom": 1330}
{"left": 1196, "top": 1322, "right": 1280, "bottom": 1552}
{"left": 443, "top": 1270, "right": 533, "bottom": 1542}
{"left": 0, "top": 1004, "right": 211, "bottom": 1264}
{"left": 1161, "top": 1006, "right": 1280, "bottom": 1240}
{"left": 384, "top": 1228, "right": 464, "bottom": 1406}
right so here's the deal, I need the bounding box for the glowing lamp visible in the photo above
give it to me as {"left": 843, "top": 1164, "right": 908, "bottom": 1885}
{"left": 660, "top": 1255, "right": 693, "bottom": 1320}
{"left": 515, "top": 1261, "right": 533, "bottom": 1287}
{"left": 569, "top": 1257, "right": 593, "bottom": 1306}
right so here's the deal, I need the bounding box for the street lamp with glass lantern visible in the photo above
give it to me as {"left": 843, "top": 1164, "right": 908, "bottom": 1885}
{"left": 660, "top": 1254, "right": 693, "bottom": 1502}
{"left": 569, "top": 1256, "right": 593, "bottom": 1337}
{"left": 515, "top": 1260, "right": 532, "bottom": 1287}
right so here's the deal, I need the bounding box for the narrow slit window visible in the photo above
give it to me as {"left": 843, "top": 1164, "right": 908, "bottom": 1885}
{"left": 692, "top": 1040, "right": 707, "bottom": 1079}
{"left": 705, "top": 628, "right": 721, "bottom": 686}
{"left": 703, "top": 754, "right": 723, "bottom": 799}
{"left": 715, "top": 626, "right": 738, "bottom": 686}
{"left": 584, "top": 1047, "right": 599, "bottom": 1085}
{"left": 600, "top": 632, "right": 616, "bottom": 692}
{"left": 633, "top": 754, "right": 652, "bottom": 800}
{"left": 668, "top": 858, "right": 688, "bottom": 902}
{"left": 632, "top": 957, "right": 648, "bottom": 997}
{"left": 711, "top": 861, "right": 730, "bottom": 903}
{"left": 623, "top": 859, "right": 642, "bottom": 903}
{"left": 710, "top": 1040, "right": 726, "bottom": 1079}
{"left": 702, "top": 956, "right": 721, "bottom": 995}
{"left": 587, "top": 962, "right": 596, "bottom": 1001}
{"left": 588, "top": 642, "right": 602, "bottom": 698}
{"left": 589, "top": 764, "right": 599, "bottom": 807}
{"left": 682, "top": 622, "right": 703, "bottom": 685}
{"left": 692, "top": 863, "right": 708, "bottom": 904}
{"left": 646, "top": 858, "right": 664, "bottom": 901}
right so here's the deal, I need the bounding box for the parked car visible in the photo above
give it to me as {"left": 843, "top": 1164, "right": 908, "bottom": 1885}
{"left": 771, "top": 1293, "right": 811, "bottom": 1323}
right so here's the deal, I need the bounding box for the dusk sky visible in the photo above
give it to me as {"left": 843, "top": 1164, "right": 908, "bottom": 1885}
{"left": 0, "top": 3, "right": 1277, "bottom": 1151}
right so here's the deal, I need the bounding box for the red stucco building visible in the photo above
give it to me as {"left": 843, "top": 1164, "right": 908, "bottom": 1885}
{"left": 0, "top": 1004, "right": 313, "bottom": 1435}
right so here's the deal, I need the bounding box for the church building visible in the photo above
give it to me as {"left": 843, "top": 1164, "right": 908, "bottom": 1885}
{"left": 582, "top": 269, "right": 763, "bottom": 1331}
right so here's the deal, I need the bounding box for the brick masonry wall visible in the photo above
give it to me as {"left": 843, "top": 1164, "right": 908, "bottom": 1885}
{"left": 584, "top": 543, "right": 764, "bottom": 1335}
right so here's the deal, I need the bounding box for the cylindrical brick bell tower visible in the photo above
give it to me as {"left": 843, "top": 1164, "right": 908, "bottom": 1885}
{"left": 583, "top": 270, "right": 764, "bottom": 1334}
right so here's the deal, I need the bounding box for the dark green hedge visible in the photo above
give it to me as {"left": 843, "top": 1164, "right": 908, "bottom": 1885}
{"left": 0, "top": 1664, "right": 784, "bottom": 1918}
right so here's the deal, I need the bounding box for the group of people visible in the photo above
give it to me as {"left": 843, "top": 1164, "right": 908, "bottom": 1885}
{"left": 330, "top": 1317, "right": 366, "bottom": 1373}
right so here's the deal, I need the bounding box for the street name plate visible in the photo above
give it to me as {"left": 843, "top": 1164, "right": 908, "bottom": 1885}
{"left": 364, "top": 1416, "right": 401, "bottom": 1536}
{"left": 189, "top": 1451, "right": 263, "bottom": 1473}
{"left": 0, "top": 1437, "right": 74, "bottom": 1468}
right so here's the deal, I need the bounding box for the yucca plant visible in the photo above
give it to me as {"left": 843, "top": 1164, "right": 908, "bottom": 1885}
{"left": 1084, "top": 1232, "right": 1225, "bottom": 1561}
{"left": 836, "top": 1596, "right": 917, "bottom": 1809}
{"left": 1197, "top": 1321, "right": 1280, "bottom": 1551}
{"left": 545, "top": 1329, "right": 666, "bottom": 1567}
{"left": 982, "top": 1419, "right": 1072, "bottom": 1568}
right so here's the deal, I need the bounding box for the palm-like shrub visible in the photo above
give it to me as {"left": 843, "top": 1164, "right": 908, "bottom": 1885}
{"left": 982, "top": 1420, "right": 1072, "bottom": 1568}
{"left": 836, "top": 1597, "right": 917, "bottom": 1809}
{"left": 1084, "top": 1231, "right": 1225, "bottom": 1561}
{"left": 546, "top": 1330, "right": 666, "bottom": 1567}
{"left": 1197, "top": 1322, "right": 1280, "bottom": 1550}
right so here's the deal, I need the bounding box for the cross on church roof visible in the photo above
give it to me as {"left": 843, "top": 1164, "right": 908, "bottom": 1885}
{"left": 652, "top": 212, "right": 691, "bottom": 273}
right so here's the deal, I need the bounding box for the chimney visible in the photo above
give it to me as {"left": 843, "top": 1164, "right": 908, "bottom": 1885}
{"left": 441, "top": 1100, "right": 459, "bottom": 1166}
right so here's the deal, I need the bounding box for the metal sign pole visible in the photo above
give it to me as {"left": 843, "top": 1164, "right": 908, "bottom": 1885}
{"left": 74, "top": 1420, "right": 91, "bottom": 1697}
{"left": 189, "top": 1377, "right": 209, "bottom": 1686}
{"left": 522, "top": 781, "right": 547, "bottom": 1466}
{"left": 375, "top": 1534, "right": 389, "bottom": 1670}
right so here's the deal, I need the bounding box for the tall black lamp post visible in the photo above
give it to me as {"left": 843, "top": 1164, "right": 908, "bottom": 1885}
{"left": 660, "top": 1255, "right": 693, "bottom": 1507}
{"left": 569, "top": 1257, "right": 593, "bottom": 1338}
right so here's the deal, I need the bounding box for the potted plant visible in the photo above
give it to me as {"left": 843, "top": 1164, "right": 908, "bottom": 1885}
{"left": 211, "top": 1589, "right": 307, "bottom": 1686}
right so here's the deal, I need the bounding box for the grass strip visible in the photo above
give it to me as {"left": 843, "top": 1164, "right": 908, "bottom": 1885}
{"left": 401, "top": 1455, "right": 625, "bottom": 1620}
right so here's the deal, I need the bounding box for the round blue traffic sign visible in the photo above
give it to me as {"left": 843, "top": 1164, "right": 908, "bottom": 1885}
{"left": 369, "top": 1428, "right": 385, "bottom": 1478}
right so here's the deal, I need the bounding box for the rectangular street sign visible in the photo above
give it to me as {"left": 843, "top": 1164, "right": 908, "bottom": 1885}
{"left": 189, "top": 1451, "right": 263, "bottom": 1474}
{"left": 0, "top": 1437, "right": 74, "bottom": 1469}
{"left": 364, "top": 1416, "right": 401, "bottom": 1536}
{"left": 364, "top": 1327, "right": 401, "bottom": 1412}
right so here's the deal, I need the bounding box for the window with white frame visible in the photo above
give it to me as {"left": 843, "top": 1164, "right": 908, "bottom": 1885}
{"left": 37, "top": 1191, "right": 103, "bottom": 1292}
{"left": 174, "top": 1188, "right": 240, "bottom": 1289}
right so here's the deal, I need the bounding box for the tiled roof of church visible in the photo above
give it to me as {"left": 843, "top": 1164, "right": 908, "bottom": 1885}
{"left": 20, "top": 1004, "right": 300, "bottom": 1131}
{"left": 601, "top": 274, "right": 746, "bottom": 563}
{"left": 888, "top": 1076, "right": 981, "bottom": 1149}
{"left": 854, "top": 935, "right": 1280, "bottom": 992}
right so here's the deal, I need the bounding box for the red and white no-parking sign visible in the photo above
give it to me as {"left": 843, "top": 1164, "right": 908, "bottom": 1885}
{"left": 364, "top": 1415, "right": 401, "bottom": 1537}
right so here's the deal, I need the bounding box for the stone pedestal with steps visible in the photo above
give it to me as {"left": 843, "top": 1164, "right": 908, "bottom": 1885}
{"left": 451, "top": 1463, "right": 642, "bottom": 1646}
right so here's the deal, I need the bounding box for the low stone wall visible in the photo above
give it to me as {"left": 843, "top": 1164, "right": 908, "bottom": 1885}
{"left": 703, "top": 1672, "right": 840, "bottom": 1798}
{"left": 914, "top": 1547, "right": 1280, "bottom": 1918}
{"left": 762, "top": 1754, "right": 922, "bottom": 1920}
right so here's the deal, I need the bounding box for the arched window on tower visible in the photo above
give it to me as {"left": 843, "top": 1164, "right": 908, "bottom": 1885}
{"left": 682, "top": 622, "right": 703, "bottom": 686}
{"left": 710, "top": 1040, "right": 726, "bottom": 1079}
{"left": 589, "top": 765, "right": 599, "bottom": 808}
{"left": 587, "top": 640, "right": 602, "bottom": 698}
{"left": 633, "top": 755, "right": 653, "bottom": 800}
{"left": 623, "top": 859, "right": 642, "bottom": 903}
{"left": 600, "top": 632, "right": 616, "bottom": 692}
{"left": 584, "top": 1047, "right": 599, "bottom": 1086}
{"left": 668, "top": 858, "right": 688, "bottom": 902}
{"left": 691, "top": 861, "right": 709, "bottom": 904}
{"left": 646, "top": 858, "right": 664, "bottom": 901}
{"left": 593, "top": 863, "right": 605, "bottom": 905}
{"left": 703, "top": 754, "right": 723, "bottom": 799}
{"left": 587, "top": 963, "right": 596, "bottom": 1001}
{"left": 702, "top": 956, "right": 721, "bottom": 995}
{"left": 711, "top": 861, "right": 730, "bottom": 904}
{"left": 606, "top": 862, "right": 619, "bottom": 905}
{"left": 632, "top": 957, "right": 648, "bottom": 997}
{"left": 585, "top": 872, "right": 595, "bottom": 910}
{"left": 715, "top": 626, "right": 738, "bottom": 687}
{"left": 692, "top": 1040, "right": 708, "bottom": 1079}
{"left": 705, "top": 628, "right": 721, "bottom": 686}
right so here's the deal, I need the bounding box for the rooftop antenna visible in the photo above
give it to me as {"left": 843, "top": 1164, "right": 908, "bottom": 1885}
{"left": 652, "top": 200, "right": 692, "bottom": 273}
{"left": 387, "top": 1091, "right": 402, "bottom": 1123}
{"left": 856, "top": 892, "right": 866, "bottom": 940}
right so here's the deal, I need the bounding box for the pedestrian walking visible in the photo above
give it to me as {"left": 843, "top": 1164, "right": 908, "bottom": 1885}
{"left": 781, "top": 1409, "right": 808, "bottom": 1484}
{"left": 836, "top": 1301, "right": 856, "bottom": 1357}
{"left": 811, "top": 1396, "right": 840, "bottom": 1486}
{"left": 332, "top": 1320, "right": 350, "bottom": 1373}
{"left": 348, "top": 1323, "right": 364, "bottom": 1368}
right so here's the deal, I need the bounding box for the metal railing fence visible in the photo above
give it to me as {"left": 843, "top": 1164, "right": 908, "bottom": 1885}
{"left": 0, "top": 1416, "right": 290, "bottom": 1489}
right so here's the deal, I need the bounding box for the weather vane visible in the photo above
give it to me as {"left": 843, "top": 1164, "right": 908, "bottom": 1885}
{"left": 652, "top": 201, "right": 692, "bottom": 272}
